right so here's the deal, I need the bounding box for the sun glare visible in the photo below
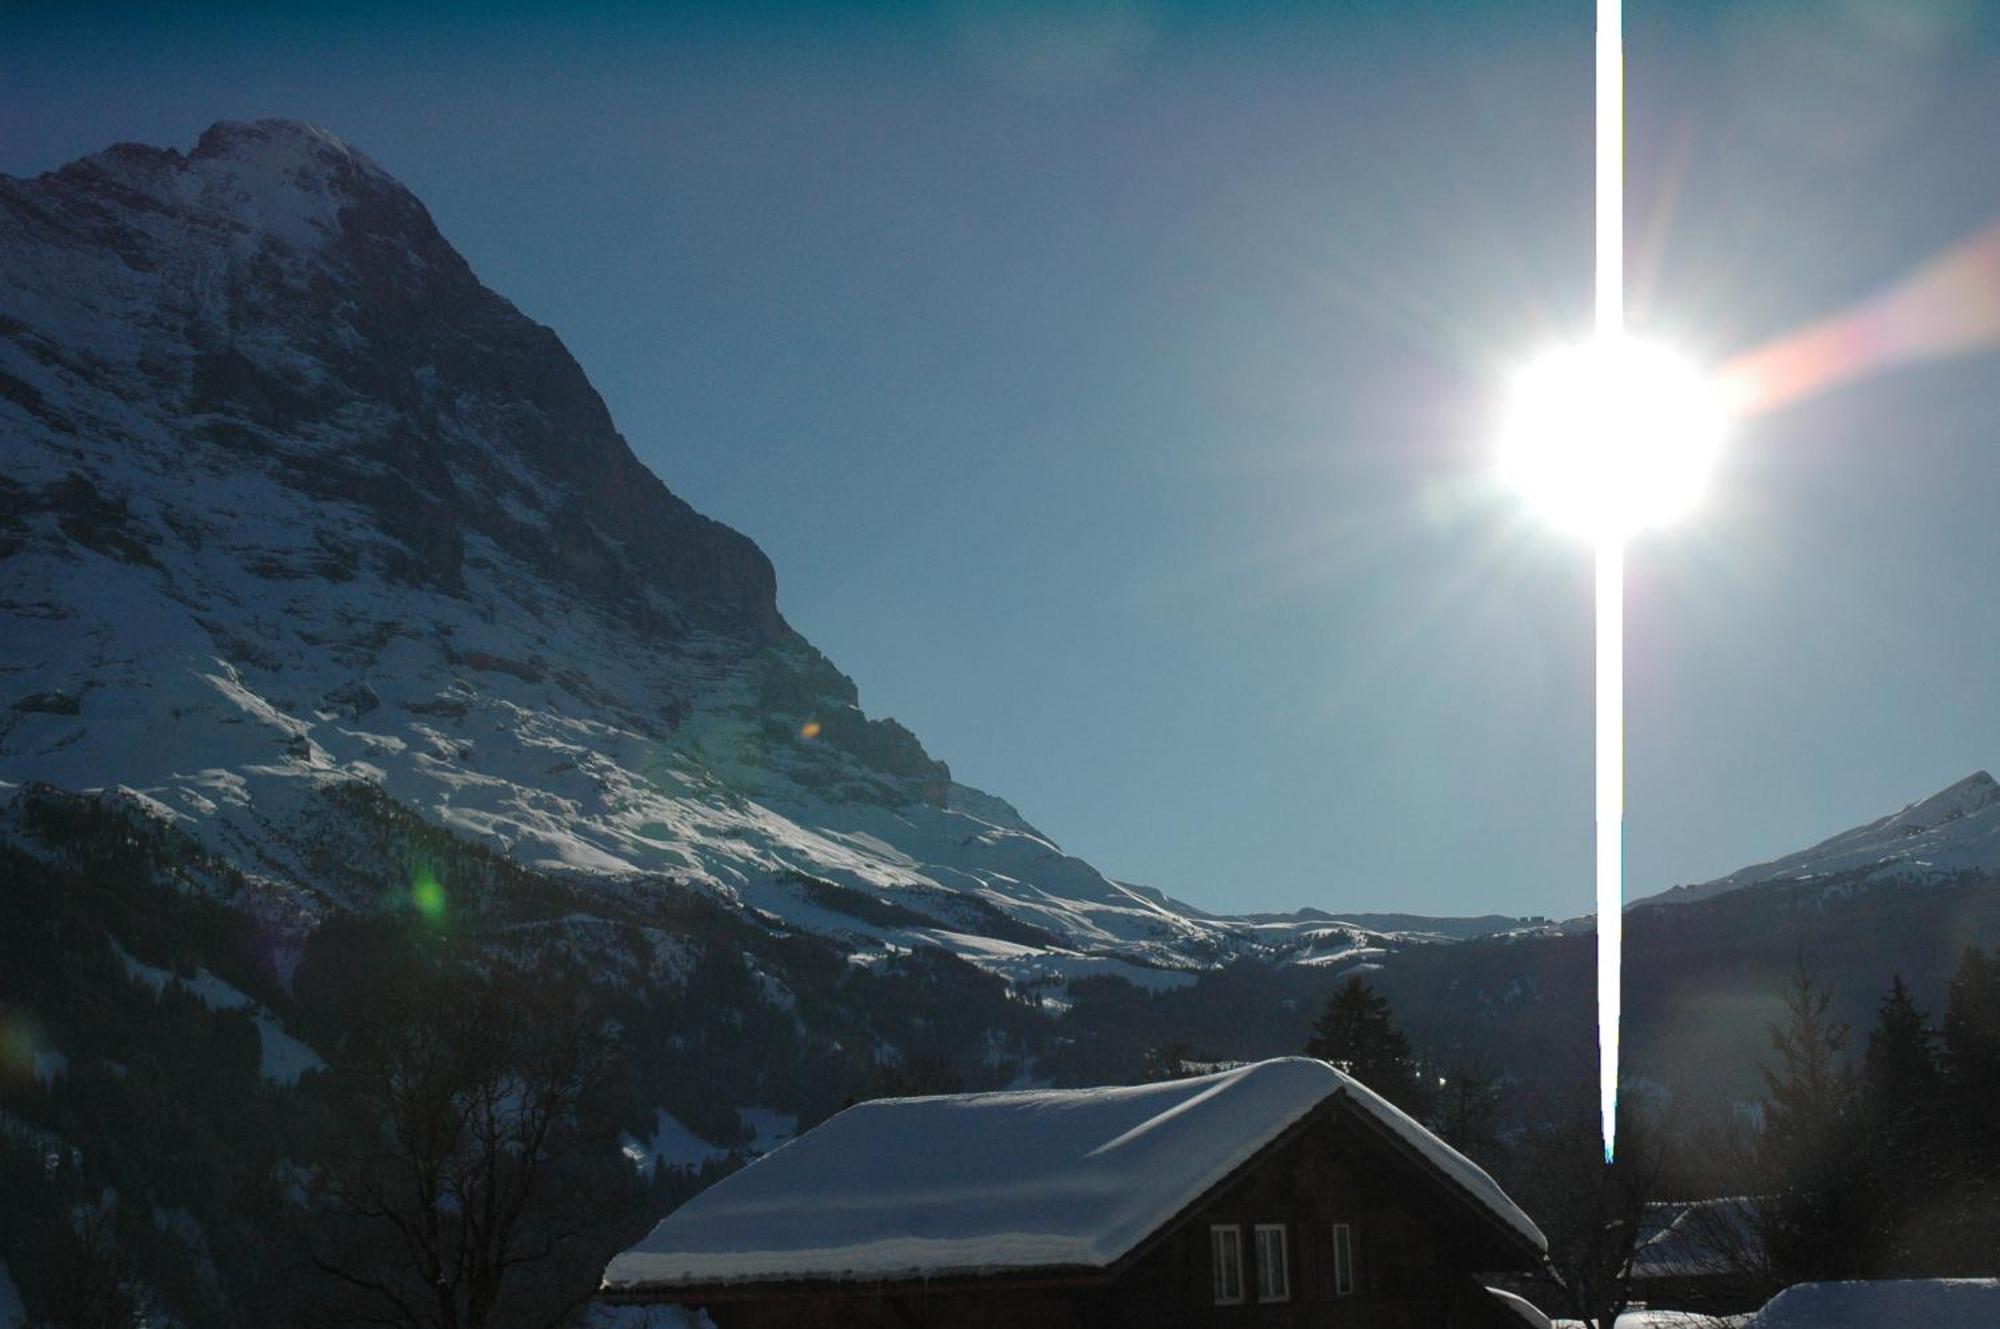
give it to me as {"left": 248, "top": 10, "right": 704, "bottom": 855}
{"left": 1498, "top": 336, "right": 1730, "bottom": 541}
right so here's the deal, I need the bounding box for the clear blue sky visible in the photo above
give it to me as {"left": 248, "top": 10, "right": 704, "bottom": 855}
{"left": 8, "top": 1, "right": 2000, "bottom": 919}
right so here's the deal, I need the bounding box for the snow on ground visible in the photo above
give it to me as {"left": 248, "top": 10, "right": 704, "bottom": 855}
{"left": 901, "top": 930, "right": 1199, "bottom": 997}
{"left": 736, "top": 1107, "right": 796, "bottom": 1155}
{"left": 1743, "top": 1279, "right": 2000, "bottom": 1328}
{"left": 112, "top": 938, "right": 325, "bottom": 1083}
{"left": 1289, "top": 945, "right": 1387, "bottom": 968}
{"left": 604, "top": 1058, "right": 1540, "bottom": 1291}
{"left": 579, "top": 1302, "right": 713, "bottom": 1329}
{"left": 619, "top": 1107, "right": 797, "bottom": 1181}
{"left": 251, "top": 1014, "right": 327, "bottom": 1085}
{"left": 620, "top": 1111, "right": 733, "bottom": 1181}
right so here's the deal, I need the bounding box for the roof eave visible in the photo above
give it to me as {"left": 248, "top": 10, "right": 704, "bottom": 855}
{"left": 599, "top": 1263, "right": 1114, "bottom": 1306}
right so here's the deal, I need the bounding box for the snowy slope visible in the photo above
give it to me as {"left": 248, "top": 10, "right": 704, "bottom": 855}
{"left": 1637, "top": 772, "right": 2000, "bottom": 909}
{"left": 2, "top": 120, "right": 1426, "bottom": 978}
{"left": 602, "top": 1057, "right": 1542, "bottom": 1290}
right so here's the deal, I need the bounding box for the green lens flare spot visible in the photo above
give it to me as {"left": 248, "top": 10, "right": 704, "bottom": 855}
{"left": 411, "top": 870, "right": 446, "bottom": 921}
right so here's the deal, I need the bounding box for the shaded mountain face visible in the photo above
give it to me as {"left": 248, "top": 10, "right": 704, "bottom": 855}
{"left": 2, "top": 119, "right": 1320, "bottom": 978}
{"left": 2, "top": 120, "right": 782, "bottom": 641}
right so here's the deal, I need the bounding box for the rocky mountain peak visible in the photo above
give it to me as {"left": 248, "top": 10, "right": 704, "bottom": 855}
{"left": 5, "top": 119, "right": 785, "bottom": 644}
{"left": 1637, "top": 768, "right": 2000, "bottom": 910}
{"left": 5, "top": 121, "right": 1220, "bottom": 972}
{"left": 189, "top": 118, "right": 375, "bottom": 174}
{"left": 1884, "top": 770, "right": 2000, "bottom": 834}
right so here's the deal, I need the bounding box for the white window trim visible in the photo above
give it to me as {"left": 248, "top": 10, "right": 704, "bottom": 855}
{"left": 1254, "top": 1223, "right": 1290, "bottom": 1304}
{"left": 1210, "top": 1224, "right": 1245, "bottom": 1306}
{"left": 1332, "top": 1221, "right": 1356, "bottom": 1297}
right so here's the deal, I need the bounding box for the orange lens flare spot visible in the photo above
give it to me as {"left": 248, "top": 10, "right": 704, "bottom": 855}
{"left": 799, "top": 720, "right": 821, "bottom": 740}
{"left": 1722, "top": 222, "right": 2000, "bottom": 418}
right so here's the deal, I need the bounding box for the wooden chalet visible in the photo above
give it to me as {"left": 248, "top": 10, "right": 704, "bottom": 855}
{"left": 600, "top": 1057, "right": 1550, "bottom": 1327}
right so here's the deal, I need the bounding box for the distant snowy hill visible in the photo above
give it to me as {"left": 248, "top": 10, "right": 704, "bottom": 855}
{"left": 1636, "top": 771, "right": 2000, "bottom": 909}
{"left": 0, "top": 120, "right": 1447, "bottom": 985}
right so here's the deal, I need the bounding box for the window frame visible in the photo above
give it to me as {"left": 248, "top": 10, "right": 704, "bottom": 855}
{"left": 1331, "top": 1221, "right": 1356, "bottom": 1297}
{"left": 1209, "top": 1224, "right": 1245, "bottom": 1306}
{"left": 1253, "top": 1223, "right": 1290, "bottom": 1304}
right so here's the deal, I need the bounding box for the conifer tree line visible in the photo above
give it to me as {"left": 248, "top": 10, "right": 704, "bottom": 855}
{"left": 6, "top": 786, "right": 1996, "bottom": 1326}
{"left": 1296, "top": 954, "right": 2000, "bottom": 1323}
{"left": 1301, "top": 975, "right": 1496, "bottom": 1145}
{"left": 1757, "top": 945, "right": 2000, "bottom": 1280}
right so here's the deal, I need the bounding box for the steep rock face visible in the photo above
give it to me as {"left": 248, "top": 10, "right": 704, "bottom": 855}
{"left": 3, "top": 119, "right": 782, "bottom": 641}
{"left": 0, "top": 120, "right": 1258, "bottom": 976}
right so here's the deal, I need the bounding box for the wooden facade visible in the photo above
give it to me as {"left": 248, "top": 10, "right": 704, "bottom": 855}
{"left": 608, "top": 1096, "right": 1544, "bottom": 1329}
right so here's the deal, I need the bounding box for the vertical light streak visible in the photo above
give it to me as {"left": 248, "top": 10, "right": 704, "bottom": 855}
{"left": 1596, "top": 0, "right": 1623, "bottom": 336}
{"left": 1595, "top": 0, "right": 1626, "bottom": 1164}
{"left": 1595, "top": 539, "right": 1623, "bottom": 1163}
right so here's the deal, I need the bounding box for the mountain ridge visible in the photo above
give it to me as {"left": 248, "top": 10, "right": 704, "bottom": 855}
{"left": 8, "top": 119, "right": 1984, "bottom": 987}
{"left": 0, "top": 119, "right": 1323, "bottom": 985}
{"left": 1635, "top": 769, "right": 2000, "bottom": 910}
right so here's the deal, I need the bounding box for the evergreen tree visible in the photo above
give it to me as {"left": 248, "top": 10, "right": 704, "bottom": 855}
{"left": 1432, "top": 1057, "right": 1504, "bottom": 1163}
{"left": 1305, "top": 977, "right": 1428, "bottom": 1115}
{"left": 1864, "top": 974, "right": 1941, "bottom": 1109}
{"left": 1141, "top": 1038, "right": 1200, "bottom": 1083}
{"left": 1756, "top": 965, "right": 1872, "bottom": 1280}
{"left": 1859, "top": 974, "right": 1944, "bottom": 1274}
{"left": 1942, "top": 946, "right": 2000, "bottom": 1134}
{"left": 1934, "top": 945, "right": 2000, "bottom": 1268}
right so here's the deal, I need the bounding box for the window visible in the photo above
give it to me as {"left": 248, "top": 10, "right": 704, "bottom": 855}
{"left": 1332, "top": 1222, "right": 1356, "bottom": 1297}
{"left": 1209, "top": 1225, "right": 1244, "bottom": 1305}
{"left": 1253, "top": 1223, "right": 1290, "bottom": 1302}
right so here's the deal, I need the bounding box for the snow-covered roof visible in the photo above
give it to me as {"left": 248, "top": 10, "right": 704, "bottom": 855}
{"left": 1630, "top": 1196, "right": 1764, "bottom": 1280}
{"left": 602, "top": 1057, "right": 1545, "bottom": 1292}
{"left": 1487, "top": 1286, "right": 1553, "bottom": 1329}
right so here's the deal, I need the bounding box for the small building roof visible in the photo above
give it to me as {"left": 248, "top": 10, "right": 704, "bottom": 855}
{"left": 1630, "top": 1196, "right": 1765, "bottom": 1280}
{"left": 602, "top": 1056, "right": 1545, "bottom": 1294}
{"left": 1486, "top": 1285, "right": 1553, "bottom": 1329}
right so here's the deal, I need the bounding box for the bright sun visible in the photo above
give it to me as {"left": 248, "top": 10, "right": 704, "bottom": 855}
{"left": 1498, "top": 335, "right": 1731, "bottom": 540}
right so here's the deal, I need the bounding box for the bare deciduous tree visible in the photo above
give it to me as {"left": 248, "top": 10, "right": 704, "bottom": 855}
{"left": 1504, "top": 1095, "right": 1669, "bottom": 1329}
{"left": 310, "top": 966, "right": 628, "bottom": 1329}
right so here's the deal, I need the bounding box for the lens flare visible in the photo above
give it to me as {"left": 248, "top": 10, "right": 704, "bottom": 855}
{"left": 411, "top": 868, "right": 447, "bottom": 922}
{"left": 1594, "top": 0, "right": 1623, "bottom": 1165}
{"left": 1498, "top": 336, "right": 1730, "bottom": 541}
{"left": 799, "top": 720, "right": 822, "bottom": 740}
{"left": 0, "top": 1011, "right": 45, "bottom": 1084}
{"left": 1495, "top": 329, "right": 1725, "bottom": 1164}
{"left": 1721, "top": 222, "right": 2000, "bottom": 417}
{"left": 1596, "top": 540, "right": 1622, "bottom": 1165}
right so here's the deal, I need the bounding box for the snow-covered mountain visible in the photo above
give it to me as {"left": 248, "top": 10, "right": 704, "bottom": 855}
{"left": 1636, "top": 770, "right": 2000, "bottom": 909}
{"left": 0, "top": 120, "right": 1440, "bottom": 986}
